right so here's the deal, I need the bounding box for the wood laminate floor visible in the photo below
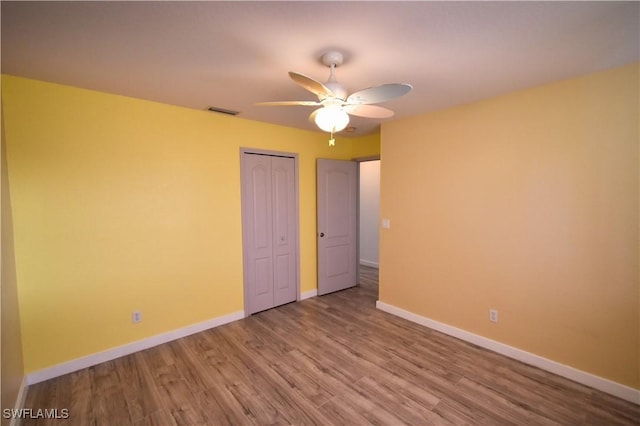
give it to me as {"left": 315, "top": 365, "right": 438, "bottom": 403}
{"left": 22, "top": 266, "right": 639, "bottom": 425}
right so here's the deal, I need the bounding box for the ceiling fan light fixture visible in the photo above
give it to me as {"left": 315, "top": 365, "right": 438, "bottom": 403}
{"left": 315, "top": 106, "right": 349, "bottom": 133}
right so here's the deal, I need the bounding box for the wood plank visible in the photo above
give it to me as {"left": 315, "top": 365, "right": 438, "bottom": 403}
{"left": 67, "top": 369, "right": 93, "bottom": 426}
{"left": 114, "top": 352, "right": 163, "bottom": 423}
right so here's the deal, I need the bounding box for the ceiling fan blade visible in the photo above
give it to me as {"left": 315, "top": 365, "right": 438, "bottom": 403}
{"left": 346, "top": 83, "right": 413, "bottom": 105}
{"left": 289, "top": 71, "right": 335, "bottom": 99}
{"left": 343, "top": 104, "right": 394, "bottom": 119}
{"left": 255, "top": 100, "right": 320, "bottom": 106}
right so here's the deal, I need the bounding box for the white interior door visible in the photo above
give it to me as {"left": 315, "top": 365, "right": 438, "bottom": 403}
{"left": 242, "top": 152, "right": 297, "bottom": 314}
{"left": 317, "top": 158, "right": 357, "bottom": 295}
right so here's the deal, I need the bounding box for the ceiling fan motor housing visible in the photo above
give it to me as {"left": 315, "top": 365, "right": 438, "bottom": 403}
{"left": 321, "top": 51, "right": 344, "bottom": 67}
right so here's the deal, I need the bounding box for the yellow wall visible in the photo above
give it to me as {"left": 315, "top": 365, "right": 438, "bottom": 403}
{"left": 1, "top": 108, "right": 25, "bottom": 424}
{"left": 380, "top": 63, "right": 639, "bottom": 389}
{"left": 351, "top": 133, "right": 380, "bottom": 159}
{"left": 1, "top": 75, "right": 379, "bottom": 373}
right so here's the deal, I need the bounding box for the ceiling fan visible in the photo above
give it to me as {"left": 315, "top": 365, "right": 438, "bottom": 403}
{"left": 256, "top": 51, "right": 412, "bottom": 145}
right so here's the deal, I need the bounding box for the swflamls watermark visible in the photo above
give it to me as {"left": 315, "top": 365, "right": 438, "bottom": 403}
{"left": 3, "top": 408, "right": 70, "bottom": 420}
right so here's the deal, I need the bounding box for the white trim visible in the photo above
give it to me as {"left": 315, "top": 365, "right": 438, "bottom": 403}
{"left": 376, "top": 301, "right": 640, "bottom": 405}
{"left": 8, "top": 376, "right": 28, "bottom": 426}
{"left": 359, "top": 260, "right": 379, "bottom": 268}
{"left": 300, "top": 289, "right": 317, "bottom": 300}
{"left": 26, "top": 310, "right": 244, "bottom": 385}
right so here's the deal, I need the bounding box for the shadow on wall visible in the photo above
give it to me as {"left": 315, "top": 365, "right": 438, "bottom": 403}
{"left": 1, "top": 107, "right": 26, "bottom": 424}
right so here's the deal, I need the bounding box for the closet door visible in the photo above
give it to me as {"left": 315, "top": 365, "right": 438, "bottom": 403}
{"left": 242, "top": 153, "right": 297, "bottom": 315}
{"left": 243, "top": 154, "right": 275, "bottom": 314}
{"left": 271, "top": 156, "right": 297, "bottom": 307}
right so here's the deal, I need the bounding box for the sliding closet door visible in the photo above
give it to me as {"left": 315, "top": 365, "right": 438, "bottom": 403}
{"left": 242, "top": 152, "right": 297, "bottom": 315}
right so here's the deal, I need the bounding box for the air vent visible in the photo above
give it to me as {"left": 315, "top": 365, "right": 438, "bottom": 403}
{"left": 207, "top": 106, "right": 240, "bottom": 116}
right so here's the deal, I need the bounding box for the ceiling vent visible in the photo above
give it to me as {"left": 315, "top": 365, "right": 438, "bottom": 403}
{"left": 207, "top": 106, "right": 240, "bottom": 116}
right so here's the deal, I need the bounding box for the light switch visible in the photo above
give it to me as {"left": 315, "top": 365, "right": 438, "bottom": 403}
{"left": 382, "top": 218, "right": 391, "bottom": 229}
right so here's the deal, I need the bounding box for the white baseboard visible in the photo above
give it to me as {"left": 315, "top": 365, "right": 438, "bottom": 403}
{"left": 376, "top": 301, "right": 640, "bottom": 405}
{"left": 300, "top": 289, "right": 317, "bottom": 300}
{"left": 359, "top": 260, "right": 379, "bottom": 268}
{"left": 26, "top": 310, "right": 245, "bottom": 385}
{"left": 8, "top": 376, "right": 28, "bottom": 426}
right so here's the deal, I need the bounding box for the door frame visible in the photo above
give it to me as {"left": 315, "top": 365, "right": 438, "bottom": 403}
{"left": 239, "top": 148, "right": 301, "bottom": 316}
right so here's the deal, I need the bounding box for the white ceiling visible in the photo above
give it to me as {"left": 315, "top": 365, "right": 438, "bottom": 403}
{"left": 2, "top": 1, "right": 638, "bottom": 137}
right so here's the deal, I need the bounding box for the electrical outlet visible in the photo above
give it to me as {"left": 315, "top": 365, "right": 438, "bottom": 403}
{"left": 489, "top": 309, "right": 498, "bottom": 323}
{"left": 132, "top": 311, "right": 142, "bottom": 324}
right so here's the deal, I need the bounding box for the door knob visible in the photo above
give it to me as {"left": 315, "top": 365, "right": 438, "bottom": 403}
{"left": 319, "top": 232, "right": 325, "bottom": 237}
